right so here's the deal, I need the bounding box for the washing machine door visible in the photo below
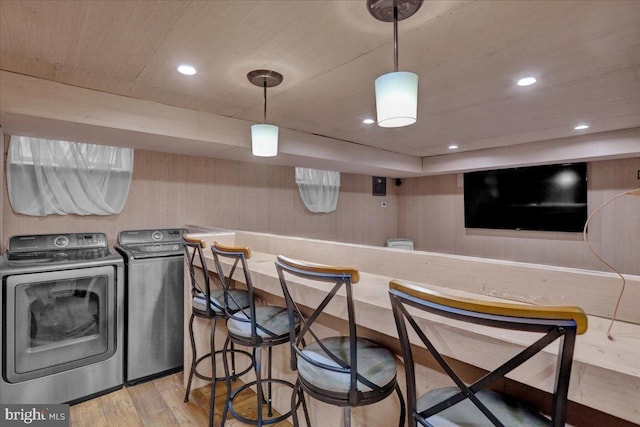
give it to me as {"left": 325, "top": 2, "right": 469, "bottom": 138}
{"left": 4, "top": 266, "right": 117, "bottom": 383}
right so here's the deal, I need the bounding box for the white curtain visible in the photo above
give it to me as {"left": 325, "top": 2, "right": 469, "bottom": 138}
{"left": 295, "top": 167, "right": 340, "bottom": 213}
{"left": 7, "top": 135, "right": 133, "bottom": 216}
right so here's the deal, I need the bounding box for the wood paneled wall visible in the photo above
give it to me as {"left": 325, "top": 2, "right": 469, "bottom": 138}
{"left": 398, "top": 158, "right": 640, "bottom": 275}
{"left": 2, "top": 143, "right": 637, "bottom": 276}
{"left": 1, "top": 149, "right": 398, "bottom": 251}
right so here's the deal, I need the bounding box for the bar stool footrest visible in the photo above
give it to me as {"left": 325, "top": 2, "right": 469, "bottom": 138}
{"left": 227, "top": 378, "right": 301, "bottom": 425}
{"left": 193, "top": 348, "right": 254, "bottom": 383}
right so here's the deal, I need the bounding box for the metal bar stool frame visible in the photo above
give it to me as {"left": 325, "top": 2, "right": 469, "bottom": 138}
{"left": 388, "top": 279, "right": 588, "bottom": 427}
{"left": 276, "top": 255, "right": 406, "bottom": 427}
{"left": 182, "top": 236, "right": 253, "bottom": 427}
{"left": 211, "top": 242, "right": 304, "bottom": 427}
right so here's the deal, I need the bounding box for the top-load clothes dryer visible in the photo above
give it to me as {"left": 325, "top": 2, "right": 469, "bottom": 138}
{"left": 115, "top": 228, "right": 186, "bottom": 385}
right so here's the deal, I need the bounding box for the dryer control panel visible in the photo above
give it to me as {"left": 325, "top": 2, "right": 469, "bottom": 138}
{"left": 8, "top": 233, "right": 108, "bottom": 253}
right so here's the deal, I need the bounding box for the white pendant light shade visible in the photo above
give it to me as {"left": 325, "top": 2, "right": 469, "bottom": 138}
{"left": 251, "top": 124, "right": 279, "bottom": 157}
{"left": 375, "top": 71, "right": 418, "bottom": 128}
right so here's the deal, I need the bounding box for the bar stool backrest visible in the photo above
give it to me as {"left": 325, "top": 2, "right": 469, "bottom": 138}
{"left": 183, "top": 234, "right": 221, "bottom": 318}
{"left": 275, "top": 255, "right": 373, "bottom": 401}
{"left": 210, "top": 241, "right": 264, "bottom": 343}
{"left": 388, "top": 279, "right": 588, "bottom": 427}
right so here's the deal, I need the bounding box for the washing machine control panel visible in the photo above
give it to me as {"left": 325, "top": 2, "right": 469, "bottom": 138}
{"left": 118, "top": 228, "right": 186, "bottom": 245}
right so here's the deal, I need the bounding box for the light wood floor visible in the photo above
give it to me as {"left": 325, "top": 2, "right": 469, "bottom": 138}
{"left": 70, "top": 372, "right": 292, "bottom": 427}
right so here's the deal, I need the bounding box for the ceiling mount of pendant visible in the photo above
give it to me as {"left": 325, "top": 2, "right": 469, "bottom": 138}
{"left": 247, "top": 70, "right": 283, "bottom": 88}
{"left": 367, "top": 0, "right": 423, "bottom": 22}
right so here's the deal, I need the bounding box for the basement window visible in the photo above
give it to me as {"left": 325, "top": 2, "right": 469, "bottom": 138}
{"left": 295, "top": 167, "right": 340, "bottom": 213}
{"left": 6, "top": 135, "right": 134, "bottom": 216}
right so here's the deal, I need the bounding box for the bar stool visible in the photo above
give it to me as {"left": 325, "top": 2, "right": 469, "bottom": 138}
{"left": 388, "top": 279, "right": 588, "bottom": 427}
{"left": 275, "top": 255, "right": 405, "bottom": 427}
{"left": 182, "top": 235, "right": 253, "bottom": 427}
{"left": 211, "top": 242, "right": 302, "bottom": 426}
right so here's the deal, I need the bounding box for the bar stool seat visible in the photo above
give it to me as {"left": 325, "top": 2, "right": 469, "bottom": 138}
{"left": 296, "top": 336, "right": 397, "bottom": 397}
{"left": 418, "top": 387, "right": 549, "bottom": 427}
{"left": 192, "top": 288, "right": 251, "bottom": 314}
{"left": 227, "top": 306, "right": 292, "bottom": 339}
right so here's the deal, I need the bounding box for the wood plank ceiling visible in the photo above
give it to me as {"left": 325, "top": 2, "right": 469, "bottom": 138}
{"left": 1, "top": 0, "right": 639, "bottom": 171}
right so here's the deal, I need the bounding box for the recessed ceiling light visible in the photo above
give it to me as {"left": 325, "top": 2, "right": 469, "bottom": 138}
{"left": 177, "top": 64, "right": 197, "bottom": 75}
{"left": 574, "top": 124, "right": 590, "bottom": 130}
{"left": 517, "top": 77, "right": 537, "bottom": 87}
{"left": 362, "top": 118, "right": 375, "bottom": 124}
{"left": 448, "top": 144, "right": 459, "bottom": 150}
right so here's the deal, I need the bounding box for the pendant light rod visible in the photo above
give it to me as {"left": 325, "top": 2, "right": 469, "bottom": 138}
{"left": 263, "top": 81, "right": 267, "bottom": 123}
{"left": 393, "top": 0, "right": 398, "bottom": 72}
{"left": 367, "top": 0, "right": 422, "bottom": 71}
{"left": 247, "top": 69, "right": 284, "bottom": 124}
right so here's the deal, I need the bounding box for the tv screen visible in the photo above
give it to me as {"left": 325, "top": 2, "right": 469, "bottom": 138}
{"left": 463, "top": 163, "right": 587, "bottom": 232}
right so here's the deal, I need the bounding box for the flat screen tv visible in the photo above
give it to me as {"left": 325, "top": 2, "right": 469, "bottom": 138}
{"left": 463, "top": 163, "right": 587, "bottom": 232}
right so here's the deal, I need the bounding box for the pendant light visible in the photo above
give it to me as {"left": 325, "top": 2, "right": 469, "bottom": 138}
{"left": 368, "top": 0, "right": 422, "bottom": 128}
{"left": 248, "top": 69, "right": 283, "bottom": 157}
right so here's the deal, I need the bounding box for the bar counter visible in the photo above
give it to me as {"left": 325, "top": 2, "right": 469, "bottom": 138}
{"left": 183, "top": 230, "right": 640, "bottom": 426}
